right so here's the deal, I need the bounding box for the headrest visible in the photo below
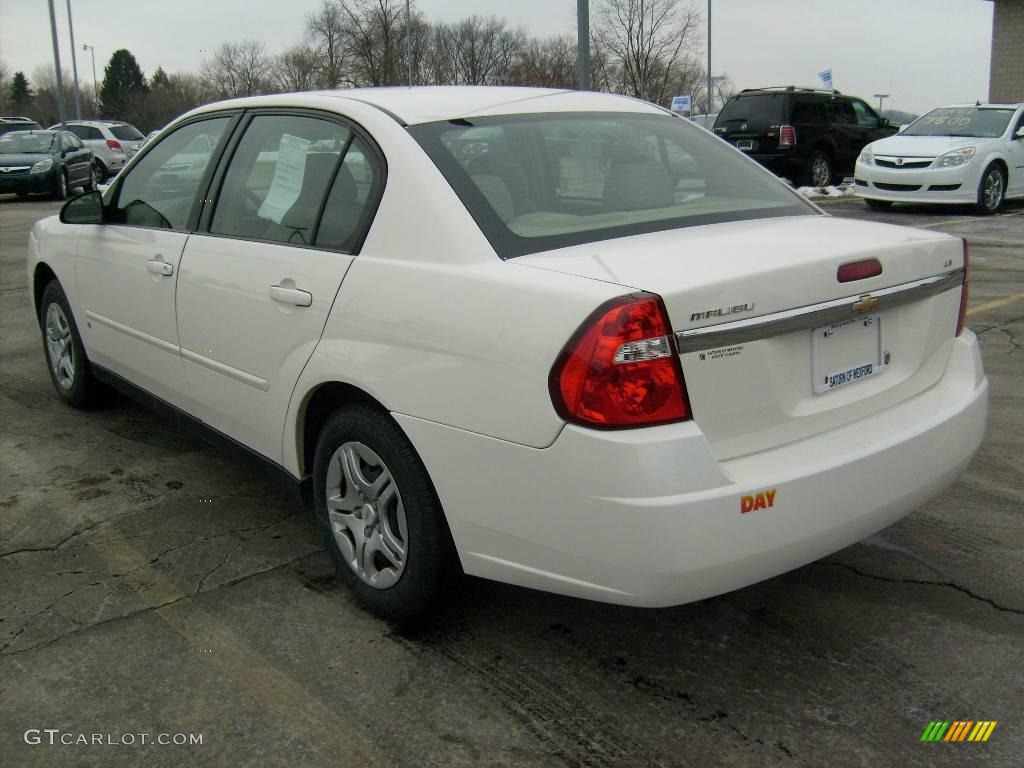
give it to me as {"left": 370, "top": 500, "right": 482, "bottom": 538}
{"left": 602, "top": 162, "right": 674, "bottom": 211}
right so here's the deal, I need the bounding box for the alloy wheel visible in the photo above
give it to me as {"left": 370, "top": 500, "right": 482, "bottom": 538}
{"left": 983, "top": 170, "right": 1003, "bottom": 211}
{"left": 811, "top": 156, "right": 831, "bottom": 187}
{"left": 325, "top": 441, "right": 408, "bottom": 589}
{"left": 45, "top": 303, "right": 75, "bottom": 390}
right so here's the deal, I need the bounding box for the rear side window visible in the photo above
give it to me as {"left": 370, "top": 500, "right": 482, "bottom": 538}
{"left": 411, "top": 112, "right": 814, "bottom": 259}
{"left": 716, "top": 94, "right": 785, "bottom": 128}
{"left": 109, "top": 124, "right": 144, "bottom": 141}
{"left": 114, "top": 117, "right": 230, "bottom": 230}
{"left": 315, "top": 136, "right": 381, "bottom": 251}
{"left": 211, "top": 114, "right": 351, "bottom": 246}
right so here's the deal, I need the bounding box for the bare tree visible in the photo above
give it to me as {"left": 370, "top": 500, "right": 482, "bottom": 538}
{"left": 339, "top": 0, "right": 407, "bottom": 86}
{"left": 594, "top": 0, "right": 702, "bottom": 106}
{"left": 434, "top": 16, "right": 525, "bottom": 86}
{"left": 510, "top": 35, "right": 577, "bottom": 89}
{"left": 306, "top": 0, "right": 347, "bottom": 88}
{"left": 275, "top": 45, "right": 322, "bottom": 92}
{"left": 202, "top": 40, "right": 274, "bottom": 99}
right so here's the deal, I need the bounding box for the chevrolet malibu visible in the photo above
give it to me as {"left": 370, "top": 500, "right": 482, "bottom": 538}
{"left": 28, "top": 87, "right": 988, "bottom": 623}
{"left": 855, "top": 102, "right": 1024, "bottom": 213}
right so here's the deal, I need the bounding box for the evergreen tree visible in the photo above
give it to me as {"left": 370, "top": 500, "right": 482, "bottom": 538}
{"left": 10, "top": 71, "right": 33, "bottom": 112}
{"left": 151, "top": 66, "right": 170, "bottom": 90}
{"left": 99, "top": 49, "right": 148, "bottom": 119}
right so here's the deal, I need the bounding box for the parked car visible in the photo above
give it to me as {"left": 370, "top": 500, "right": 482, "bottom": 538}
{"left": 0, "top": 129, "right": 96, "bottom": 199}
{"left": 0, "top": 116, "right": 43, "bottom": 136}
{"left": 855, "top": 102, "right": 1024, "bottom": 213}
{"left": 714, "top": 87, "right": 897, "bottom": 186}
{"left": 49, "top": 120, "right": 146, "bottom": 182}
{"left": 29, "top": 87, "right": 987, "bottom": 624}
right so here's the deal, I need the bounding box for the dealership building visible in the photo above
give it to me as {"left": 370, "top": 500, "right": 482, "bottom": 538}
{"left": 988, "top": 0, "right": 1024, "bottom": 102}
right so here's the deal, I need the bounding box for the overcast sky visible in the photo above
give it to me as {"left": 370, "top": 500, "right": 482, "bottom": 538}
{"left": 0, "top": 0, "right": 994, "bottom": 115}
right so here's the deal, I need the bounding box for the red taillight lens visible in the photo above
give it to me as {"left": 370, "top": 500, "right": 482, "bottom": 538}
{"left": 837, "top": 258, "right": 883, "bottom": 283}
{"left": 779, "top": 124, "right": 796, "bottom": 147}
{"left": 106, "top": 139, "right": 123, "bottom": 152}
{"left": 957, "top": 239, "right": 969, "bottom": 336}
{"left": 550, "top": 294, "right": 690, "bottom": 428}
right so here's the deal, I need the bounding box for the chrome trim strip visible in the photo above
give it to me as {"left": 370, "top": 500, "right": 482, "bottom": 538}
{"left": 85, "top": 310, "right": 179, "bottom": 355}
{"left": 180, "top": 348, "right": 269, "bottom": 391}
{"left": 674, "top": 269, "right": 964, "bottom": 353}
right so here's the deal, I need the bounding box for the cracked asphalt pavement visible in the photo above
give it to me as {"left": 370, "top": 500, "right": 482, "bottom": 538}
{"left": 1, "top": 194, "right": 1022, "bottom": 767}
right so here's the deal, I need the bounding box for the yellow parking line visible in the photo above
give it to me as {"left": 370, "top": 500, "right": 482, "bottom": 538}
{"left": 967, "top": 292, "right": 1024, "bottom": 317}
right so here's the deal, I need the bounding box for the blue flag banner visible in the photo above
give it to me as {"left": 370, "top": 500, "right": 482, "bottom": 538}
{"left": 818, "top": 69, "right": 833, "bottom": 89}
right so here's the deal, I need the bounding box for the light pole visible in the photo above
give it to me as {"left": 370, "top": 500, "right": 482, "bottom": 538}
{"left": 404, "top": 0, "right": 412, "bottom": 86}
{"left": 66, "top": 0, "right": 82, "bottom": 119}
{"left": 83, "top": 44, "right": 98, "bottom": 113}
{"left": 874, "top": 93, "right": 890, "bottom": 113}
{"left": 706, "top": 0, "right": 712, "bottom": 113}
{"left": 47, "top": 0, "right": 68, "bottom": 128}
{"left": 578, "top": 0, "right": 590, "bottom": 90}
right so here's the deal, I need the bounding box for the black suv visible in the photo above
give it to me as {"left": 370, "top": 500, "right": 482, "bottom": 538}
{"left": 713, "top": 87, "right": 897, "bottom": 186}
{"left": 0, "top": 116, "right": 43, "bottom": 137}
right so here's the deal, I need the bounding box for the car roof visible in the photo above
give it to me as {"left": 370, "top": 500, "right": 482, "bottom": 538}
{"left": 51, "top": 120, "right": 129, "bottom": 127}
{"left": 186, "top": 86, "right": 667, "bottom": 126}
{"left": 936, "top": 103, "right": 1024, "bottom": 109}
{"left": 0, "top": 116, "right": 39, "bottom": 123}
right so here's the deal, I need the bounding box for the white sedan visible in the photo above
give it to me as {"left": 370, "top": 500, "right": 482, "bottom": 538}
{"left": 855, "top": 102, "right": 1024, "bottom": 213}
{"left": 28, "top": 87, "right": 987, "bottom": 623}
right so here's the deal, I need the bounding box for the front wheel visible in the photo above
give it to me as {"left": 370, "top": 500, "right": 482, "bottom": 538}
{"left": 52, "top": 171, "right": 68, "bottom": 201}
{"left": 84, "top": 164, "right": 98, "bottom": 192}
{"left": 313, "top": 404, "right": 458, "bottom": 625}
{"left": 39, "top": 280, "right": 106, "bottom": 408}
{"left": 976, "top": 164, "right": 1005, "bottom": 215}
{"left": 865, "top": 198, "right": 893, "bottom": 210}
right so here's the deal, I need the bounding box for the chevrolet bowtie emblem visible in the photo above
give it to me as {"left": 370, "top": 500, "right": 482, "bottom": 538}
{"left": 853, "top": 294, "right": 880, "bottom": 314}
{"left": 896, "top": 157, "right": 905, "bottom": 166}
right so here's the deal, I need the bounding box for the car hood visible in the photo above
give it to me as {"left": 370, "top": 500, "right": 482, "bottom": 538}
{"left": 0, "top": 153, "right": 51, "bottom": 166}
{"left": 868, "top": 134, "right": 982, "bottom": 157}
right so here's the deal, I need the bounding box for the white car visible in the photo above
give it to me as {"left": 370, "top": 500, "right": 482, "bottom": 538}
{"left": 855, "top": 103, "right": 1024, "bottom": 213}
{"left": 28, "top": 87, "right": 988, "bottom": 623}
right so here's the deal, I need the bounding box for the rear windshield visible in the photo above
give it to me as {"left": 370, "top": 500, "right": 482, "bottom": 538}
{"left": 903, "top": 107, "right": 1015, "bottom": 139}
{"left": 410, "top": 112, "right": 813, "bottom": 259}
{"left": 110, "top": 124, "right": 144, "bottom": 140}
{"left": 715, "top": 94, "right": 785, "bottom": 128}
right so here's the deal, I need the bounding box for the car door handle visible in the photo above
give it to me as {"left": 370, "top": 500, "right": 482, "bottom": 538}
{"left": 269, "top": 285, "right": 312, "bottom": 307}
{"left": 146, "top": 257, "right": 173, "bottom": 276}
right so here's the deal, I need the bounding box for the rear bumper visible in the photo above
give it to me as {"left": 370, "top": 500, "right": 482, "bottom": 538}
{"left": 396, "top": 332, "right": 987, "bottom": 607}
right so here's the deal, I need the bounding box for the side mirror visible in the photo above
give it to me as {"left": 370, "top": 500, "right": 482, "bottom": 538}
{"left": 60, "top": 191, "right": 105, "bottom": 224}
{"left": 1015, "top": 126, "right": 1024, "bottom": 140}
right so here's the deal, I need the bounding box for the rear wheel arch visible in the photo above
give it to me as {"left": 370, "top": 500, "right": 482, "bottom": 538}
{"left": 298, "top": 381, "right": 390, "bottom": 478}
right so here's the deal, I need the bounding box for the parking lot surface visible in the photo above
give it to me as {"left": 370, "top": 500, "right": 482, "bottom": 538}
{"left": 1, "top": 193, "right": 1022, "bottom": 767}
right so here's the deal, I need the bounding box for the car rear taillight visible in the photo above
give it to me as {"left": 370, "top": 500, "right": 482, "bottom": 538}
{"left": 779, "top": 124, "right": 796, "bottom": 147}
{"left": 106, "top": 139, "right": 123, "bottom": 152}
{"left": 957, "top": 239, "right": 969, "bottom": 336}
{"left": 549, "top": 293, "right": 690, "bottom": 428}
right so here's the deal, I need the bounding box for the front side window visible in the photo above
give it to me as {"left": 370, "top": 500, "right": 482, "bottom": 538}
{"left": 410, "top": 112, "right": 814, "bottom": 259}
{"left": 851, "top": 100, "right": 880, "bottom": 128}
{"left": 211, "top": 114, "right": 352, "bottom": 246}
{"left": 903, "top": 107, "right": 1016, "bottom": 139}
{"left": 114, "top": 117, "right": 230, "bottom": 230}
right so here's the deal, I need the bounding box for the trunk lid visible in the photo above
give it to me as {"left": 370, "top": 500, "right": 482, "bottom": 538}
{"left": 516, "top": 215, "right": 966, "bottom": 459}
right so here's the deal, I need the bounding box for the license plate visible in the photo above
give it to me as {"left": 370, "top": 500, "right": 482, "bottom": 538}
{"left": 736, "top": 140, "right": 754, "bottom": 151}
{"left": 811, "top": 314, "right": 887, "bottom": 394}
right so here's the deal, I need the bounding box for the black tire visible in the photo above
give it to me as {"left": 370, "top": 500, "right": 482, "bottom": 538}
{"left": 313, "top": 404, "right": 458, "bottom": 625}
{"left": 39, "top": 280, "right": 107, "bottom": 408}
{"left": 52, "top": 170, "right": 68, "bottom": 201}
{"left": 802, "top": 149, "right": 834, "bottom": 187}
{"left": 865, "top": 199, "right": 893, "bottom": 210}
{"left": 975, "top": 163, "right": 1006, "bottom": 215}
{"left": 94, "top": 161, "right": 110, "bottom": 183}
